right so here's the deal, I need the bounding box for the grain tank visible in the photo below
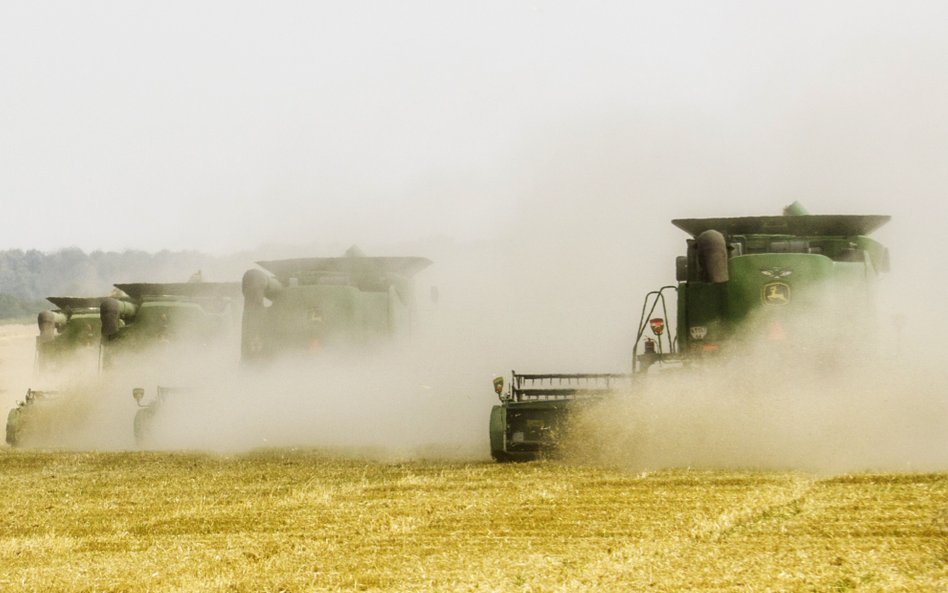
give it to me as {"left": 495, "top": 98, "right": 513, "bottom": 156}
{"left": 241, "top": 246, "right": 432, "bottom": 363}
{"left": 34, "top": 296, "right": 107, "bottom": 373}
{"left": 100, "top": 280, "right": 241, "bottom": 366}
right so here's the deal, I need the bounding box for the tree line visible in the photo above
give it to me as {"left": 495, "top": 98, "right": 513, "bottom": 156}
{"left": 0, "top": 248, "right": 220, "bottom": 321}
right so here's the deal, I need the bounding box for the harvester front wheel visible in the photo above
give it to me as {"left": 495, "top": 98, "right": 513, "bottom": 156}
{"left": 133, "top": 406, "right": 157, "bottom": 448}
{"left": 5, "top": 407, "right": 22, "bottom": 447}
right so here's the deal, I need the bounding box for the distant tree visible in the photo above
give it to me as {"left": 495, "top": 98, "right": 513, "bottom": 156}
{"left": 0, "top": 294, "right": 49, "bottom": 322}
{"left": 0, "top": 247, "right": 223, "bottom": 321}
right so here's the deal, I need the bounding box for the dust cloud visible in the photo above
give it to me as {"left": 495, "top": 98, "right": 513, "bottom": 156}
{"left": 5, "top": 215, "right": 946, "bottom": 474}
{"left": 564, "top": 313, "right": 948, "bottom": 474}
{"left": 0, "top": 325, "right": 39, "bottom": 414}
{"left": 3, "top": 1, "right": 948, "bottom": 468}
{"left": 4, "top": 235, "right": 637, "bottom": 458}
{"left": 3, "top": 124, "right": 948, "bottom": 469}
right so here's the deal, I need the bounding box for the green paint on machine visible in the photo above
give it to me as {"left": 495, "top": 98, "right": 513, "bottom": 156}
{"left": 490, "top": 202, "right": 890, "bottom": 462}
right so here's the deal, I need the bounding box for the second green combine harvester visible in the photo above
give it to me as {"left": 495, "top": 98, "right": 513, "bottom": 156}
{"left": 6, "top": 296, "right": 113, "bottom": 446}
{"left": 35, "top": 297, "right": 106, "bottom": 373}
{"left": 240, "top": 246, "right": 432, "bottom": 363}
{"left": 129, "top": 247, "right": 432, "bottom": 445}
{"left": 101, "top": 280, "right": 242, "bottom": 367}
{"left": 100, "top": 279, "right": 242, "bottom": 444}
{"left": 490, "top": 202, "right": 890, "bottom": 461}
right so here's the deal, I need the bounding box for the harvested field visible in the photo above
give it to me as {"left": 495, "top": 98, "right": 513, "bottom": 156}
{"left": 0, "top": 449, "right": 945, "bottom": 592}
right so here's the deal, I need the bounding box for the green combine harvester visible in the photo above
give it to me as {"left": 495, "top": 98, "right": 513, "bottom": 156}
{"left": 101, "top": 281, "right": 241, "bottom": 366}
{"left": 7, "top": 280, "right": 243, "bottom": 447}
{"left": 129, "top": 248, "right": 431, "bottom": 446}
{"left": 34, "top": 296, "right": 107, "bottom": 372}
{"left": 240, "top": 246, "right": 432, "bottom": 363}
{"left": 6, "top": 296, "right": 115, "bottom": 447}
{"left": 105, "top": 280, "right": 242, "bottom": 444}
{"left": 490, "top": 202, "right": 891, "bottom": 461}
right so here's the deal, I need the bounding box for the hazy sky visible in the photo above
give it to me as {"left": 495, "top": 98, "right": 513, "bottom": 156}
{"left": 2, "top": 1, "right": 946, "bottom": 255}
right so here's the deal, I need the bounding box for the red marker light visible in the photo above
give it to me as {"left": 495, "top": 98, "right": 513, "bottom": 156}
{"left": 767, "top": 320, "right": 787, "bottom": 341}
{"left": 649, "top": 318, "right": 665, "bottom": 336}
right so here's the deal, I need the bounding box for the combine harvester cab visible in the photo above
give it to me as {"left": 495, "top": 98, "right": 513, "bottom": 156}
{"left": 634, "top": 201, "right": 890, "bottom": 372}
{"left": 240, "top": 246, "right": 432, "bottom": 363}
{"left": 6, "top": 296, "right": 113, "bottom": 447}
{"left": 99, "top": 280, "right": 242, "bottom": 446}
{"left": 490, "top": 202, "right": 890, "bottom": 461}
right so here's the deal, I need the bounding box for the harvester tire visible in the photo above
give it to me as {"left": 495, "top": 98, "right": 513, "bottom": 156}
{"left": 133, "top": 406, "right": 156, "bottom": 448}
{"left": 491, "top": 451, "right": 513, "bottom": 463}
{"left": 5, "top": 407, "right": 21, "bottom": 447}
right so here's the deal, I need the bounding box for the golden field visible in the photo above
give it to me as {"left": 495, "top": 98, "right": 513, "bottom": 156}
{"left": 0, "top": 449, "right": 944, "bottom": 593}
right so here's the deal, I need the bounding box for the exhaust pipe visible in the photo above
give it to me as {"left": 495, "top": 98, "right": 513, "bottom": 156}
{"left": 242, "top": 268, "right": 283, "bottom": 307}
{"left": 696, "top": 229, "right": 729, "bottom": 284}
{"left": 100, "top": 298, "right": 137, "bottom": 340}
{"left": 241, "top": 269, "right": 283, "bottom": 362}
{"left": 37, "top": 310, "right": 67, "bottom": 341}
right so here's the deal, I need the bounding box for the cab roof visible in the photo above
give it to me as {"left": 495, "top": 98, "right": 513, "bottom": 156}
{"left": 46, "top": 296, "right": 108, "bottom": 311}
{"left": 672, "top": 214, "right": 890, "bottom": 238}
{"left": 255, "top": 256, "right": 432, "bottom": 281}
{"left": 113, "top": 282, "right": 241, "bottom": 302}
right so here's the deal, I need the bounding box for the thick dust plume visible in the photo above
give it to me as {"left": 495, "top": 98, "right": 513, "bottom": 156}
{"left": 3, "top": 226, "right": 946, "bottom": 470}
{"left": 0, "top": 325, "right": 41, "bottom": 414}
{"left": 115, "top": 240, "right": 616, "bottom": 459}
{"left": 563, "top": 309, "right": 948, "bottom": 474}
{"left": 0, "top": 246, "right": 525, "bottom": 458}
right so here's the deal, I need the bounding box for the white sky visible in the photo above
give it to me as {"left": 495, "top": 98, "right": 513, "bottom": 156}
{"left": 1, "top": 1, "right": 947, "bottom": 255}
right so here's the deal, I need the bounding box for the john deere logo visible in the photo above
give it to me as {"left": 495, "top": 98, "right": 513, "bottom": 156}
{"left": 762, "top": 282, "right": 791, "bottom": 305}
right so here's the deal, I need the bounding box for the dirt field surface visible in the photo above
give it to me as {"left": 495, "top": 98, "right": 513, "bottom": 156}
{"left": 0, "top": 449, "right": 944, "bottom": 593}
